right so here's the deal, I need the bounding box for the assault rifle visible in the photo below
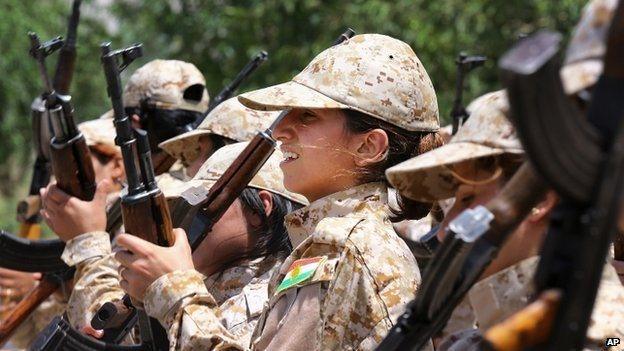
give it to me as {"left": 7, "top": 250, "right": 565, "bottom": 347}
{"left": 100, "top": 41, "right": 174, "bottom": 351}
{"left": 88, "top": 28, "right": 356, "bottom": 344}
{"left": 202, "top": 50, "right": 269, "bottom": 122}
{"left": 16, "top": 0, "right": 82, "bottom": 240}
{"left": 155, "top": 50, "right": 269, "bottom": 174}
{"left": 0, "top": 1, "right": 92, "bottom": 344}
{"left": 481, "top": 4, "right": 624, "bottom": 349}
{"left": 451, "top": 53, "right": 487, "bottom": 135}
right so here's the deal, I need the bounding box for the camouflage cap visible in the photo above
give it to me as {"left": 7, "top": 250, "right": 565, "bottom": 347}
{"left": 123, "top": 59, "right": 209, "bottom": 113}
{"left": 386, "top": 90, "right": 523, "bottom": 202}
{"left": 560, "top": 0, "right": 618, "bottom": 95}
{"left": 78, "top": 118, "right": 120, "bottom": 156}
{"left": 158, "top": 97, "right": 277, "bottom": 165}
{"left": 238, "top": 34, "right": 439, "bottom": 132}
{"left": 168, "top": 142, "right": 308, "bottom": 206}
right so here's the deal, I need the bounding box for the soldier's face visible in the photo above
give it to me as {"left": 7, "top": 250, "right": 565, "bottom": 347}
{"left": 436, "top": 160, "right": 503, "bottom": 241}
{"left": 273, "top": 108, "right": 360, "bottom": 202}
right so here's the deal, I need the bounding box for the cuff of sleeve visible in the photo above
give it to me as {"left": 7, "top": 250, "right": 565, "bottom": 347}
{"left": 61, "top": 231, "right": 111, "bottom": 266}
{"left": 144, "top": 269, "right": 208, "bottom": 323}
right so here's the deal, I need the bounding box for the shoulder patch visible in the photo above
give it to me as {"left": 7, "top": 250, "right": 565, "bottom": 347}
{"left": 276, "top": 256, "right": 327, "bottom": 293}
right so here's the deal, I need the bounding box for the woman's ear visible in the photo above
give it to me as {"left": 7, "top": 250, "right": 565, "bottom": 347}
{"left": 353, "top": 128, "right": 389, "bottom": 167}
{"left": 257, "top": 190, "right": 274, "bottom": 217}
{"left": 528, "top": 191, "right": 558, "bottom": 223}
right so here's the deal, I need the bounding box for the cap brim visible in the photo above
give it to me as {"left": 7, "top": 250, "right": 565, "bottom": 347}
{"left": 386, "top": 142, "right": 512, "bottom": 202}
{"left": 560, "top": 60, "right": 603, "bottom": 95}
{"left": 159, "top": 129, "right": 211, "bottom": 162}
{"left": 238, "top": 81, "right": 349, "bottom": 111}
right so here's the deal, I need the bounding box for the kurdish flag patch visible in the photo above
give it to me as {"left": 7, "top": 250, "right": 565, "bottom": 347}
{"left": 276, "top": 256, "right": 327, "bottom": 293}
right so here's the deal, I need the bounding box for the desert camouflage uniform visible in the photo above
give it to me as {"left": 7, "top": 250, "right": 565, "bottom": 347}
{"left": 62, "top": 142, "right": 306, "bottom": 347}
{"left": 60, "top": 233, "right": 282, "bottom": 347}
{"left": 438, "top": 257, "right": 624, "bottom": 350}
{"left": 144, "top": 182, "right": 426, "bottom": 351}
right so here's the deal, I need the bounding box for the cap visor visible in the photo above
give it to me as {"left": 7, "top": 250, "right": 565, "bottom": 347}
{"left": 238, "top": 81, "right": 348, "bottom": 111}
{"left": 159, "top": 129, "right": 211, "bottom": 162}
{"left": 386, "top": 142, "right": 506, "bottom": 202}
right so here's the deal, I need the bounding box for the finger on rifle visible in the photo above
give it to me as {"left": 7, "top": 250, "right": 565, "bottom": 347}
{"left": 114, "top": 249, "right": 139, "bottom": 268}
{"left": 82, "top": 325, "right": 104, "bottom": 339}
{"left": 115, "top": 233, "right": 155, "bottom": 257}
{"left": 43, "top": 182, "right": 71, "bottom": 206}
{"left": 0, "top": 267, "right": 39, "bottom": 280}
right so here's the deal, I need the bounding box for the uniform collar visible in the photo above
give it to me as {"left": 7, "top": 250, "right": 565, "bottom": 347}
{"left": 284, "top": 182, "right": 388, "bottom": 249}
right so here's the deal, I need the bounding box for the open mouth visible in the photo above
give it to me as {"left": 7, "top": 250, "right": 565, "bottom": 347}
{"left": 281, "top": 150, "right": 300, "bottom": 163}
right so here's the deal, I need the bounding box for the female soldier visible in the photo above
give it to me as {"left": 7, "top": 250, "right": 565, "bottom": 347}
{"left": 386, "top": 90, "right": 624, "bottom": 350}
{"left": 115, "top": 33, "right": 444, "bottom": 350}
{"left": 41, "top": 141, "right": 306, "bottom": 345}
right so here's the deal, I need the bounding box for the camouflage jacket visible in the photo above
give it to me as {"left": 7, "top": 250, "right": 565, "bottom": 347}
{"left": 144, "top": 182, "right": 426, "bottom": 350}
{"left": 438, "top": 256, "right": 624, "bottom": 350}
{"left": 61, "top": 235, "right": 280, "bottom": 347}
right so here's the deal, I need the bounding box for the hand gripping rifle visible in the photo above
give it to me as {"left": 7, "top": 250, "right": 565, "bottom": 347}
{"left": 100, "top": 41, "right": 174, "bottom": 351}
{"left": 480, "top": 4, "right": 624, "bottom": 349}
{"left": 450, "top": 53, "right": 487, "bottom": 135}
{"left": 15, "top": 0, "right": 82, "bottom": 240}
{"left": 0, "top": 4, "right": 92, "bottom": 345}
{"left": 88, "top": 29, "right": 357, "bottom": 344}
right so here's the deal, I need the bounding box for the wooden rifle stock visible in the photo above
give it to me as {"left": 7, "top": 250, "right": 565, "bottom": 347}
{"left": 122, "top": 192, "right": 174, "bottom": 248}
{"left": 483, "top": 290, "right": 561, "bottom": 351}
{"left": 49, "top": 131, "right": 96, "bottom": 201}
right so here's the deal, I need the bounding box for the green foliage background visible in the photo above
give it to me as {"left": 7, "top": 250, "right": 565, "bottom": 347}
{"left": 0, "top": 0, "right": 585, "bottom": 235}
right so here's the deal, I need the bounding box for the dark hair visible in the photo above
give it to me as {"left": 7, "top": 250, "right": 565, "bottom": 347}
{"left": 235, "top": 188, "right": 303, "bottom": 264}
{"left": 342, "top": 109, "right": 445, "bottom": 221}
{"left": 125, "top": 105, "right": 203, "bottom": 152}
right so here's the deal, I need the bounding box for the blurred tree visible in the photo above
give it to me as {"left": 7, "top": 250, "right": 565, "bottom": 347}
{"left": 0, "top": 0, "right": 586, "bottom": 232}
{"left": 0, "top": 0, "right": 111, "bottom": 233}
{"left": 109, "top": 0, "right": 584, "bottom": 121}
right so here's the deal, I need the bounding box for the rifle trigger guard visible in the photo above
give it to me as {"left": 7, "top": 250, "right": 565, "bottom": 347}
{"left": 448, "top": 205, "right": 494, "bottom": 243}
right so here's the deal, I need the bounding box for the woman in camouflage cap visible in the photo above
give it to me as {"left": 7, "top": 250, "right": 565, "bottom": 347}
{"left": 114, "top": 33, "right": 444, "bottom": 351}
{"left": 386, "top": 90, "right": 624, "bottom": 350}
{"left": 103, "top": 143, "right": 306, "bottom": 345}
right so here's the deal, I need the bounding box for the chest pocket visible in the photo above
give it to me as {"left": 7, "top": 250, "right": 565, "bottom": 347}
{"left": 252, "top": 258, "right": 338, "bottom": 351}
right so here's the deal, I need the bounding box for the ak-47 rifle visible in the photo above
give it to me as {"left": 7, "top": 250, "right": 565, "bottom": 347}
{"left": 0, "top": 1, "right": 90, "bottom": 344}
{"left": 480, "top": 4, "right": 624, "bottom": 349}
{"left": 202, "top": 51, "right": 269, "bottom": 121}
{"left": 450, "top": 53, "right": 487, "bottom": 135}
{"left": 376, "top": 161, "right": 548, "bottom": 351}
{"left": 15, "top": 0, "right": 82, "bottom": 240}
{"left": 87, "top": 28, "right": 356, "bottom": 345}
{"left": 154, "top": 50, "right": 270, "bottom": 174}
{"left": 100, "top": 41, "right": 174, "bottom": 351}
